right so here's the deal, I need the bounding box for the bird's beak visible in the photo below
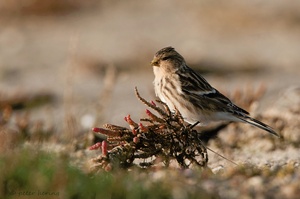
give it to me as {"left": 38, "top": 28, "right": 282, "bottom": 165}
{"left": 150, "top": 58, "right": 159, "bottom": 67}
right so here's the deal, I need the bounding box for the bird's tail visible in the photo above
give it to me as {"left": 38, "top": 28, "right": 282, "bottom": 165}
{"left": 237, "top": 115, "right": 279, "bottom": 137}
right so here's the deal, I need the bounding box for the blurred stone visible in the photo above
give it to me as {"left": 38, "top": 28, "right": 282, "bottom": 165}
{"left": 212, "top": 165, "right": 224, "bottom": 174}
{"left": 247, "top": 176, "right": 263, "bottom": 188}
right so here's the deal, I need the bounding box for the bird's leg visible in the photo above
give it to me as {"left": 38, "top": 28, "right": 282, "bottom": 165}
{"left": 187, "top": 121, "right": 200, "bottom": 129}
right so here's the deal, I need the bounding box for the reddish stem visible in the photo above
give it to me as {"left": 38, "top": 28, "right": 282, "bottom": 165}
{"left": 89, "top": 142, "right": 102, "bottom": 150}
{"left": 102, "top": 140, "right": 108, "bottom": 156}
{"left": 92, "top": 127, "right": 120, "bottom": 136}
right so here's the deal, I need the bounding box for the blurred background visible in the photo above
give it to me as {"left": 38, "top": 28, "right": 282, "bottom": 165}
{"left": 1, "top": 0, "right": 300, "bottom": 134}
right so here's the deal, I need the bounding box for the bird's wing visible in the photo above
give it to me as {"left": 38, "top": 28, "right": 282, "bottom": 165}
{"left": 178, "top": 67, "right": 249, "bottom": 115}
{"left": 177, "top": 68, "right": 214, "bottom": 93}
{"left": 178, "top": 66, "right": 279, "bottom": 137}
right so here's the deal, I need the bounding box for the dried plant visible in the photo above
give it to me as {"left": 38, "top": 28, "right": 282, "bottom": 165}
{"left": 90, "top": 87, "right": 208, "bottom": 171}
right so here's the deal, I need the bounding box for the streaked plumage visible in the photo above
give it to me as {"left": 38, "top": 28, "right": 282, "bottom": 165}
{"left": 151, "top": 46, "right": 278, "bottom": 137}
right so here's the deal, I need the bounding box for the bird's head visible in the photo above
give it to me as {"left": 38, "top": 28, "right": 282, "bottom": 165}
{"left": 150, "top": 47, "right": 185, "bottom": 73}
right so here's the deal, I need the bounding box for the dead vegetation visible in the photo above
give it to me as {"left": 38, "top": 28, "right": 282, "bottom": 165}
{"left": 90, "top": 87, "right": 208, "bottom": 171}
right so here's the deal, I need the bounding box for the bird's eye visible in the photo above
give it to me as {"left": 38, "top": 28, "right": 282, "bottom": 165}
{"left": 162, "top": 56, "right": 170, "bottom": 61}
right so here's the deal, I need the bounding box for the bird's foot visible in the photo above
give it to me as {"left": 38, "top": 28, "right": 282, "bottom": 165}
{"left": 186, "top": 121, "right": 200, "bottom": 129}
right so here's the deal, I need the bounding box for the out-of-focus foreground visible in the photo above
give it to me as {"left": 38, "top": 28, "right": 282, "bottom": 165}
{"left": 1, "top": 1, "right": 300, "bottom": 198}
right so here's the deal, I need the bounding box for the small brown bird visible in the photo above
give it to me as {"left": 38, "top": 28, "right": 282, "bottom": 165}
{"left": 151, "top": 46, "right": 278, "bottom": 137}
